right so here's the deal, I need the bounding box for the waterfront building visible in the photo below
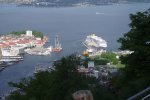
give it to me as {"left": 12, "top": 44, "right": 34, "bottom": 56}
{"left": 11, "top": 46, "right": 25, "bottom": 55}
{"left": 26, "top": 30, "right": 33, "bottom": 37}
{"left": 16, "top": 40, "right": 29, "bottom": 48}
{"left": 1, "top": 46, "right": 24, "bottom": 56}
{"left": 1, "top": 47, "right": 15, "bottom": 56}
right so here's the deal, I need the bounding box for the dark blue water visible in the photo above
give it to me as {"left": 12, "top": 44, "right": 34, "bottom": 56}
{"left": 0, "top": 3, "right": 150, "bottom": 95}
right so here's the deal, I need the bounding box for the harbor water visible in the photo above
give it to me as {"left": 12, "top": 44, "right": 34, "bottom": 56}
{"left": 0, "top": 3, "right": 150, "bottom": 95}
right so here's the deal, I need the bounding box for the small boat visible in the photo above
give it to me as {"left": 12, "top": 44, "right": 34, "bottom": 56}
{"left": 0, "top": 61, "right": 7, "bottom": 67}
{"left": 0, "top": 67, "right": 5, "bottom": 71}
{"left": 0, "top": 61, "right": 6, "bottom": 71}
{"left": 96, "top": 12, "right": 100, "bottom": 15}
{"left": 53, "top": 47, "right": 62, "bottom": 52}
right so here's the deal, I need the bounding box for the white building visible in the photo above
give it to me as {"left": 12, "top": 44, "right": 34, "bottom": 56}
{"left": 11, "top": 46, "right": 25, "bottom": 55}
{"left": 36, "top": 37, "right": 41, "bottom": 40}
{"left": 1, "top": 46, "right": 24, "bottom": 56}
{"left": 26, "top": 30, "right": 33, "bottom": 37}
{"left": 1, "top": 48, "right": 10, "bottom": 56}
{"left": 88, "top": 61, "right": 94, "bottom": 72}
{"left": 1, "top": 47, "right": 17, "bottom": 56}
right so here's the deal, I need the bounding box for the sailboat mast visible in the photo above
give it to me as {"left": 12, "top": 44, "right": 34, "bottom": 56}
{"left": 55, "top": 35, "right": 59, "bottom": 48}
{"left": 53, "top": 35, "right": 62, "bottom": 52}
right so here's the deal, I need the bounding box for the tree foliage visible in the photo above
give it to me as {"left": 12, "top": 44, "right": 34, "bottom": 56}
{"left": 32, "top": 31, "right": 44, "bottom": 39}
{"left": 117, "top": 9, "right": 150, "bottom": 76}
{"left": 10, "top": 31, "right": 26, "bottom": 36}
{"left": 101, "top": 52, "right": 119, "bottom": 65}
{"left": 10, "top": 30, "right": 43, "bottom": 38}
{"left": 8, "top": 55, "right": 98, "bottom": 100}
{"left": 94, "top": 58, "right": 109, "bottom": 65}
{"left": 115, "top": 9, "right": 150, "bottom": 99}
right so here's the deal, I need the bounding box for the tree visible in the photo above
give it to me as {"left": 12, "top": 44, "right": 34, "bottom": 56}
{"left": 117, "top": 9, "right": 150, "bottom": 77}
{"left": 32, "top": 31, "right": 43, "bottom": 39}
{"left": 7, "top": 54, "right": 96, "bottom": 100}
{"left": 115, "top": 9, "right": 150, "bottom": 99}
{"left": 10, "top": 30, "right": 43, "bottom": 38}
{"left": 101, "top": 52, "right": 119, "bottom": 65}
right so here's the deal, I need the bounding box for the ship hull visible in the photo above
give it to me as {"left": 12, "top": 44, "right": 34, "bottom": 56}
{"left": 53, "top": 48, "right": 62, "bottom": 52}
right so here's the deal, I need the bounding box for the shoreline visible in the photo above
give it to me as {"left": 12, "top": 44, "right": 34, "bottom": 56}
{"left": 0, "top": 2, "right": 149, "bottom": 8}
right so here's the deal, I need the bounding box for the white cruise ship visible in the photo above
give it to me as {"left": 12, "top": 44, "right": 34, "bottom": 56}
{"left": 83, "top": 33, "right": 107, "bottom": 56}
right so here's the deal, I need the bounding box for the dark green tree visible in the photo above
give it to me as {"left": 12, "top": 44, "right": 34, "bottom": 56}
{"left": 32, "top": 31, "right": 43, "bottom": 39}
{"left": 10, "top": 30, "right": 43, "bottom": 38}
{"left": 116, "top": 9, "right": 150, "bottom": 99}
{"left": 118, "top": 9, "right": 150, "bottom": 77}
{"left": 101, "top": 52, "right": 119, "bottom": 65}
{"left": 7, "top": 55, "right": 96, "bottom": 100}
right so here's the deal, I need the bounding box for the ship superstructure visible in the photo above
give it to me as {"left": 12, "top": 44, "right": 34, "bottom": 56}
{"left": 83, "top": 33, "right": 107, "bottom": 56}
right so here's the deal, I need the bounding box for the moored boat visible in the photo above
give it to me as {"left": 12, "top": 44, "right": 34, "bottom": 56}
{"left": 53, "top": 35, "right": 62, "bottom": 52}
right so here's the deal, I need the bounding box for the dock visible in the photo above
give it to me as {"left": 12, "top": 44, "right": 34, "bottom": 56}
{"left": 25, "top": 46, "right": 52, "bottom": 56}
{"left": 0, "top": 51, "right": 24, "bottom": 71}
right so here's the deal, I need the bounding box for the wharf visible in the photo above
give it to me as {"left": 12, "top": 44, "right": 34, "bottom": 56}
{"left": 1, "top": 56, "right": 23, "bottom": 59}
{"left": 25, "top": 46, "right": 52, "bottom": 56}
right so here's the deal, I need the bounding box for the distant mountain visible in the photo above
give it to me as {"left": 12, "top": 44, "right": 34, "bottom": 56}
{"left": 126, "top": 0, "right": 150, "bottom": 2}
{"left": 0, "top": 0, "right": 36, "bottom": 4}
{"left": 0, "top": 0, "right": 149, "bottom": 7}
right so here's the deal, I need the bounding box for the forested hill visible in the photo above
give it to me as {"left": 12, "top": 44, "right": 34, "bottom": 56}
{"left": 0, "top": 0, "right": 149, "bottom": 7}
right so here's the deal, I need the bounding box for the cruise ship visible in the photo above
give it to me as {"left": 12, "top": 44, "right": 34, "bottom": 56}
{"left": 83, "top": 33, "right": 107, "bottom": 56}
